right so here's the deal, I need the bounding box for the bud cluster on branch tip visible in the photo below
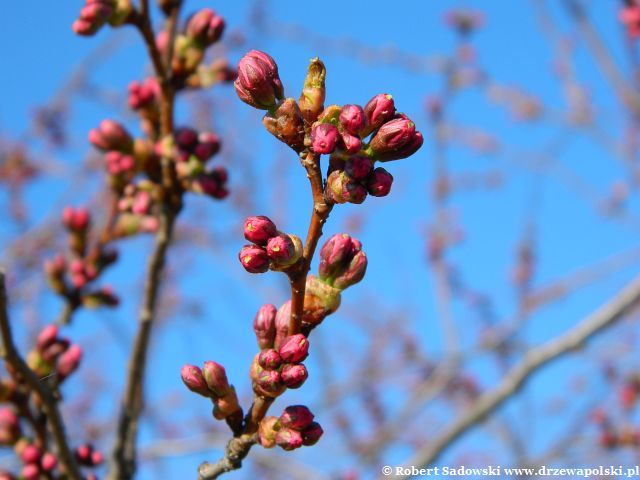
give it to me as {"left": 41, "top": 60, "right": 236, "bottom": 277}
{"left": 318, "top": 233, "right": 368, "bottom": 289}
{"left": 235, "top": 50, "right": 285, "bottom": 110}
{"left": 74, "top": 443, "right": 104, "bottom": 468}
{"left": 72, "top": 0, "right": 133, "bottom": 36}
{"left": 14, "top": 441, "right": 58, "bottom": 479}
{"left": 114, "top": 182, "right": 160, "bottom": 237}
{"left": 180, "top": 363, "right": 241, "bottom": 420}
{"left": 239, "top": 215, "right": 302, "bottom": 273}
{"left": 620, "top": 4, "right": 640, "bottom": 39}
{"left": 27, "top": 325, "right": 83, "bottom": 382}
{"left": 128, "top": 77, "right": 161, "bottom": 119}
{"left": 258, "top": 406, "right": 323, "bottom": 450}
{"left": 250, "top": 333, "right": 310, "bottom": 397}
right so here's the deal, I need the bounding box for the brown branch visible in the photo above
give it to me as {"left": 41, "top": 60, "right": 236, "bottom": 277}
{"left": 0, "top": 271, "right": 82, "bottom": 480}
{"left": 395, "top": 273, "right": 640, "bottom": 477}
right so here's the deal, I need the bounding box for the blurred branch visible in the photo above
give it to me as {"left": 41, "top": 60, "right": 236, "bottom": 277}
{"left": 397, "top": 273, "right": 640, "bottom": 475}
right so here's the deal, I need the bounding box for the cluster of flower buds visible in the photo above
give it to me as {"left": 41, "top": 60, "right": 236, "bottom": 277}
{"left": 235, "top": 51, "right": 285, "bottom": 111}
{"left": 258, "top": 406, "right": 323, "bottom": 451}
{"left": 249, "top": 329, "right": 310, "bottom": 397}
{"left": 128, "top": 77, "right": 161, "bottom": 132}
{"left": 180, "top": 362, "right": 242, "bottom": 420}
{"left": 26, "top": 325, "right": 82, "bottom": 383}
{"left": 239, "top": 216, "right": 302, "bottom": 273}
{"left": 13, "top": 441, "right": 58, "bottom": 480}
{"left": 74, "top": 443, "right": 104, "bottom": 468}
{"left": 72, "top": 0, "right": 134, "bottom": 36}
{"left": 620, "top": 2, "right": 640, "bottom": 39}
{"left": 113, "top": 181, "right": 160, "bottom": 237}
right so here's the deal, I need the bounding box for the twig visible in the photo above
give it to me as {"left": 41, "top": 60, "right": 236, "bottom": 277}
{"left": 395, "top": 273, "right": 640, "bottom": 477}
{"left": 0, "top": 271, "right": 82, "bottom": 480}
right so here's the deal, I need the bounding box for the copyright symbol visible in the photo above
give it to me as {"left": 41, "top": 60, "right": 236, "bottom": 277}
{"left": 382, "top": 466, "right": 393, "bottom": 476}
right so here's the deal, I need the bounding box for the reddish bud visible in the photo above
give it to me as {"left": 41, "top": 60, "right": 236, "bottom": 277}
{"left": 344, "top": 156, "right": 373, "bottom": 180}
{"left": 280, "top": 363, "right": 308, "bottom": 389}
{"left": 279, "top": 405, "right": 314, "bottom": 430}
{"left": 339, "top": 104, "right": 366, "bottom": 135}
{"left": 62, "top": 207, "right": 90, "bottom": 232}
{"left": 253, "top": 304, "right": 277, "bottom": 349}
{"left": 57, "top": 345, "right": 82, "bottom": 380}
{"left": 275, "top": 428, "right": 303, "bottom": 451}
{"left": 258, "top": 349, "right": 282, "bottom": 370}
{"left": 89, "top": 120, "right": 133, "bottom": 152}
{"left": 40, "top": 452, "right": 57, "bottom": 472}
{"left": 21, "top": 444, "right": 41, "bottom": 464}
{"left": 91, "top": 449, "right": 104, "bottom": 465}
{"left": 274, "top": 301, "right": 291, "bottom": 350}
{"left": 202, "top": 361, "right": 230, "bottom": 397}
{"left": 180, "top": 365, "right": 210, "bottom": 397}
{"left": 266, "top": 234, "right": 299, "bottom": 266}
{"left": 311, "top": 123, "right": 340, "bottom": 154}
{"left": 20, "top": 465, "right": 39, "bottom": 480}
{"left": 75, "top": 444, "right": 93, "bottom": 464}
{"left": 128, "top": 77, "right": 160, "bottom": 110}
{"left": 340, "top": 132, "right": 362, "bottom": 154}
{"left": 186, "top": 9, "right": 225, "bottom": 46}
{"left": 0, "top": 408, "right": 20, "bottom": 446}
{"left": 175, "top": 127, "right": 199, "bottom": 150}
{"left": 302, "top": 422, "right": 324, "bottom": 446}
{"left": 194, "top": 132, "right": 221, "bottom": 161}
{"left": 235, "top": 50, "right": 284, "bottom": 110}
{"left": 278, "top": 334, "right": 309, "bottom": 364}
{"left": 255, "top": 369, "right": 284, "bottom": 397}
{"left": 239, "top": 245, "right": 270, "bottom": 273}
{"left": 368, "top": 117, "right": 423, "bottom": 161}
{"left": 326, "top": 170, "right": 367, "bottom": 204}
{"left": 319, "top": 234, "right": 366, "bottom": 288}
{"left": 362, "top": 94, "right": 396, "bottom": 136}
{"left": 36, "top": 325, "right": 59, "bottom": 351}
{"left": 366, "top": 167, "right": 393, "bottom": 197}
{"left": 244, "top": 216, "right": 278, "bottom": 246}
{"left": 333, "top": 250, "right": 367, "bottom": 290}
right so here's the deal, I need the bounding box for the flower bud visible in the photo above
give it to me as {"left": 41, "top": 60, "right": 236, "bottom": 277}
{"left": 89, "top": 120, "right": 133, "bottom": 152}
{"left": 366, "top": 167, "right": 393, "bottom": 196}
{"left": 202, "top": 361, "right": 230, "bottom": 397}
{"left": 180, "top": 364, "right": 210, "bottom": 397}
{"left": 340, "top": 132, "right": 362, "bottom": 154}
{"left": 194, "top": 132, "right": 221, "bottom": 161}
{"left": 72, "top": 1, "right": 113, "bottom": 36}
{"left": 244, "top": 216, "right": 277, "bottom": 246}
{"left": 262, "top": 98, "right": 305, "bottom": 151}
{"left": 128, "top": 77, "right": 160, "bottom": 110}
{"left": 235, "top": 50, "right": 284, "bottom": 110}
{"left": 258, "top": 416, "right": 279, "bottom": 449}
{"left": 333, "top": 250, "right": 367, "bottom": 290}
{"left": 175, "top": 127, "right": 199, "bottom": 150}
{"left": 190, "top": 170, "right": 229, "bottom": 199}
{"left": 298, "top": 58, "right": 326, "bottom": 123}
{"left": 57, "top": 345, "right": 82, "bottom": 380}
{"left": 310, "top": 123, "right": 339, "bottom": 154}
{"left": 21, "top": 465, "right": 39, "bottom": 480}
{"left": 41, "top": 452, "right": 57, "bottom": 472}
{"left": 62, "top": 207, "right": 90, "bottom": 232}
{"left": 368, "top": 117, "right": 423, "bottom": 161}
{"left": 186, "top": 9, "right": 225, "bottom": 46}
{"left": 344, "top": 156, "right": 373, "bottom": 181}
{"left": 274, "top": 301, "right": 291, "bottom": 350}
{"left": 41, "top": 338, "right": 70, "bottom": 364}
{"left": 266, "top": 234, "right": 300, "bottom": 266}
{"left": 255, "top": 369, "right": 284, "bottom": 398}
{"left": 91, "top": 449, "right": 104, "bottom": 465}
{"left": 361, "top": 94, "right": 396, "bottom": 137}
{"left": 36, "top": 325, "right": 59, "bottom": 352}
{"left": 239, "top": 245, "right": 270, "bottom": 274}
{"left": 258, "top": 349, "right": 282, "bottom": 370}
{"left": 279, "top": 405, "right": 314, "bottom": 430}
{"left": 0, "top": 408, "right": 20, "bottom": 446}
{"left": 319, "top": 234, "right": 362, "bottom": 281}
{"left": 75, "top": 444, "right": 93, "bottom": 465}
{"left": 21, "top": 444, "right": 42, "bottom": 464}
{"left": 278, "top": 334, "right": 309, "bottom": 364}
{"left": 213, "top": 387, "right": 241, "bottom": 419}
{"left": 280, "top": 363, "right": 308, "bottom": 389}
{"left": 339, "top": 104, "right": 366, "bottom": 135}
{"left": 275, "top": 428, "right": 303, "bottom": 451}
{"left": 301, "top": 422, "right": 324, "bottom": 446}
{"left": 326, "top": 170, "right": 367, "bottom": 204}
{"left": 253, "top": 304, "right": 277, "bottom": 349}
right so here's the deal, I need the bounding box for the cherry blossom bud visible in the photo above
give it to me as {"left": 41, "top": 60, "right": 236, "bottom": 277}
{"left": 235, "top": 50, "right": 284, "bottom": 110}
{"left": 175, "top": 127, "right": 199, "bottom": 150}
{"left": 258, "top": 349, "right": 282, "bottom": 370}
{"left": 20, "top": 465, "right": 39, "bottom": 480}
{"left": 298, "top": 58, "right": 326, "bottom": 123}
{"left": 326, "top": 170, "right": 367, "bottom": 204}
{"left": 244, "top": 216, "right": 278, "bottom": 246}
{"left": 368, "top": 117, "right": 423, "bottom": 161}
{"left": 344, "top": 156, "right": 373, "bottom": 180}
{"left": 253, "top": 304, "right": 277, "bottom": 349}
{"left": 40, "top": 452, "right": 57, "bottom": 472}
{"left": 57, "top": 345, "right": 82, "bottom": 380}
{"left": 258, "top": 416, "right": 279, "bottom": 449}
{"left": 89, "top": 120, "right": 133, "bottom": 152}
{"left": 91, "top": 450, "right": 104, "bottom": 465}
{"left": 128, "top": 77, "right": 160, "bottom": 110}
{"left": 41, "top": 338, "right": 70, "bottom": 364}
{"left": 274, "top": 301, "right": 291, "bottom": 350}
{"left": 278, "top": 334, "right": 309, "bottom": 364}
{"left": 186, "top": 9, "right": 225, "bottom": 46}
{"left": 366, "top": 167, "right": 393, "bottom": 197}
{"left": 62, "top": 207, "right": 90, "bottom": 232}
{"left": 262, "top": 98, "right": 306, "bottom": 151}
{"left": 280, "top": 363, "right": 308, "bottom": 388}
{"left": 0, "top": 408, "right": 20, "bottom": 445}
{"left": 72, "top": 1, "right": 113, "bottom": 36}
{"left": 311, "top": 123, "right": 340, "bottom": 154}
{"left": 319, "top": 234, "right": 364, "bottom": 285}
{"left": 202, "top": 361, "right": 230, "bottom": 397}
{"left": 362, "top": 94, "right": 396, "bottom": 137}
{"left": 180, "top": 365, "right": 210, "bottom": 397}
{"left": 75, "top": 444, "right": 93, "bottom": 465}
{"left": 0, "top": 471, "right": 14, "bottom": 480}
{"left": 36, "top": 325, "right": 59, "bottom": 352}
{"left": 239, "top": 245, "right": 269, "bottom": 273}
{"left": 339, "top": 104, "right": 366, "bottom": 135}
{"left": 333, "top": 250, "right": 367, "bottom": 290}
{"left": 279, "top": 405, "right": 314, "bottom": 430}
{"left": 266, "top": 234, "right": 299, "bottom": 266}
{"left": 255, "top": 369, "right": 284, "bottom": 397}
{"left": 21, "top": 444, "right": 41, "bottom": 464}
{"left": 194, "top": 132, "right": 221, "bottom": 161}
{"left": 340, "top": 132, "right": 362, "bottom": 154}
{"left": 275, "top": 428, "right": 303, "bottom": 451}
{"left": 213, "top": 387, "right": 241, "bottom": 419}
{"left": 302, "top": 422, "right": 324, "bottom": 446}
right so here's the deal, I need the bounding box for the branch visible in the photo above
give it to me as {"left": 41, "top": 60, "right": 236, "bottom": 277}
{"left": 0, "top": 271, "right": 82, "bottom": 480}
{"left": 396, "top": 273, "right": 640, "bottom": 477}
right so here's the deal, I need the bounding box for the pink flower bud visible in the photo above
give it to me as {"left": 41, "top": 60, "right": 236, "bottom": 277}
{"left": 368, "top": 117, "right": 423, "bottom": 161}
{"left": 326, "top": 170, "right": 367, "bottom": 204}
{"left": 255, "top": 369, "right": 284, "bottom": 397}
{"left": 194, "top": 132, "right": 221, "bottom": 161}
{"left": 340, "top": 132, "right": 362, "bottom": 154}
{"left": 258, "top": 349, "right": 282, "bottom": 370}
{"left": 21, "top": 444, "right": 41, "bottom": 464}
{"left": 339, "top": 104, "right": 366, "bottom": 135}
{"left": 132, "top": 191, "right": 152, "bottom": 215}
{"left": 90, "top": 449, "right": 104, "bottom": 465}
{"left": 366, "top": 167, "right": 393, "bottom": 197}
{"left": 89, "top": 120, "right": 133, "bottom": 152}
{"left": 0, "top": 408, "right": 20, "bottom": 446}
{"left": 20, "top": 465, "right": 39, "bottom": 480}
{"left": 186, "top": 8, "right": 225, "bottom": 46}
{"left": 253, "top": 304, "right": 277, "bottom": 349}
{"left": 279, "top": 405, "right": 314, "bottom": 430}
{"left": 278, "top": 334, "right": 309, "bottom": 364}
{"left": 274, "top": 301, "right": 291, "bottom": 350}
{"left": 235, "top": 50, "right": 284, "bottom": 110}
{"left": 275, "top": 428, "right": 303, "bottom": 451}
{"left": 57, "top": 344, "right": 82, "bottom": 380}
{"left": 266, "top": 234, "right": 297, "bottom": 265}
{"left": 344, "top": 156, "right": 373, "bottom": 181}
{"left": 257, "top": 416, "right": 279, "bottom": 449}
{"left": 280, "top": 363, "right": 308, "bottom": 389}
{"left": 319, "top": 234, "right": 363, "bottom": 285}
{"left": 62, "top": 206, "right": 90, "bottom": 232}
{"left": 301, "top": 422, "right": 324, "bottom": 446}
{"left": 362, "top": 94, "right": 396, "bottom": 137}
{"left": 36, "top": 325, "right": 59, "bottom": 352}
{"left": 244, "top": 216, "right": 278, "bottom": 246}
{"left": 41, "top": 338, "right": 70, "bottom": 364}
{"left": 40, "top": 452, "right": 57, "bottom": 472}
{"left": 128, "top": 77, "right": 160, "bottom": 110}
{"left": 310, "top": 123, "right": 340, "bottom": 154}
{"left": 239, "top": 245, "right": 270, "bottom": 273}
{"left": 180, "top": 364, "right": 210, "bottom": 397}
{"left": 75, "top": 444, "right": 93, "bottom": 464}
{"left": 333, "top": 250, "right": 367, "bottom": 290}
{"left": 202, "top": 361, "right": 230, "bottom": 397}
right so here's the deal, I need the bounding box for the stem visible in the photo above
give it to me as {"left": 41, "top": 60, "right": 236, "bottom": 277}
{"left": 0, "top": 272, "right": 82, "bottom": 480}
